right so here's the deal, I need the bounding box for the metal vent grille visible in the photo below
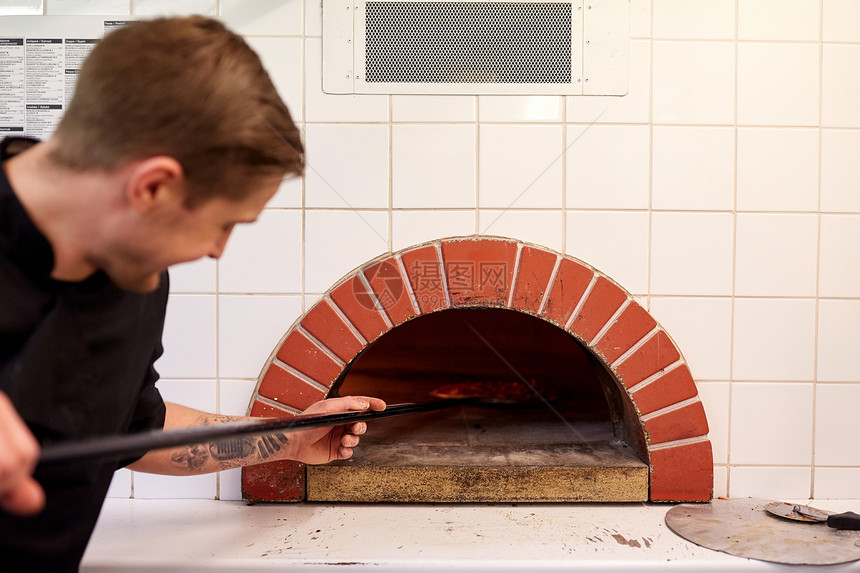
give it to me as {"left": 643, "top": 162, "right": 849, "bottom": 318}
{"left": 364, "top": 2, "right": 572, "bottom": 84}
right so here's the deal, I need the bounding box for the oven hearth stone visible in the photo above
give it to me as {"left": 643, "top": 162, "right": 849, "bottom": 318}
{"left": 305, "top": 405, "right": 649, "bottom": 503}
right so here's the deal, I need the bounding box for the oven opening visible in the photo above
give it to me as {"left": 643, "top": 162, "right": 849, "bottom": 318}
{"left": 308, "top": 307, "right": 650, "bottom": 503}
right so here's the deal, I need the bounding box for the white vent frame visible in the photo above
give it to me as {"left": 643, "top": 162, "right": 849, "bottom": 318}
{"left": 323, "top": 0, "right": 629, "bottom": 96}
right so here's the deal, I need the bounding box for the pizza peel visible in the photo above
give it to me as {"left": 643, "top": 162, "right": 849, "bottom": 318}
{"left": 665, "top": 497, "right": 860, "bottom": 565}
{"left": 37, "top": 397, "right": 480, "bottom": 466}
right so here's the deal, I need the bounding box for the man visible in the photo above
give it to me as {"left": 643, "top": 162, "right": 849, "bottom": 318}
{"left": 0, "top": 16, "right": 384, "bottom": 571}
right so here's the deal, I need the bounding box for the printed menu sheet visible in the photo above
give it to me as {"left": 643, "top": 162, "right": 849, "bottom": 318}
{"left": 0, "top": 17, "right": 130, "bottom": 139}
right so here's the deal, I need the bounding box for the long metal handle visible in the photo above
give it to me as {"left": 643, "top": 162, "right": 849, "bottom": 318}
{"left": 38, "top": 397, "right": 478, "bottom": 466}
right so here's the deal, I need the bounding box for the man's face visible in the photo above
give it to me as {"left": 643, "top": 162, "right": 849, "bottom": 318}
{"left": 101, "top": 177, "right": 282, "bottom": 293}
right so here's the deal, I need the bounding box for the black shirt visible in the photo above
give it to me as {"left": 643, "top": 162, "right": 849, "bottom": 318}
{"left": 0, "top": 138, "right": 168, "bottom": 571}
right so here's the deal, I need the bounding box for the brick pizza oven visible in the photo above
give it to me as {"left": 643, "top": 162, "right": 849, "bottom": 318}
{"left": 242, "top": 236, "right": 713, "bottom": 504}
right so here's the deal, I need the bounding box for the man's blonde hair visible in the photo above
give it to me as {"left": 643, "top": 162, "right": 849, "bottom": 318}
{"left": 51, "top": 16, "right": 303, "bottom": 206}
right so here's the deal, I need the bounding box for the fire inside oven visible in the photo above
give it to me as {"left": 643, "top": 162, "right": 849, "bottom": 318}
{"left": 306, "top": 307, "right": 649, "bottom": 503}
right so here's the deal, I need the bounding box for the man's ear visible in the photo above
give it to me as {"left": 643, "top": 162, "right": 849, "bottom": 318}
{"left": 126, "top": 156, "right": 185, "bottom": 213}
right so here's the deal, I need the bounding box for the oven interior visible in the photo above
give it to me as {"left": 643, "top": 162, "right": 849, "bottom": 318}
{"left": 307, "top": 307, "right": 650, "bottom": 502}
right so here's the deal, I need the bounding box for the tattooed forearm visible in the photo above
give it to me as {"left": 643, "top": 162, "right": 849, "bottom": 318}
{"left": 169, "top": 432, "right": 290, "bottom": 472}
{"left": 210, "top": 437, "right": 256, "bottom": 461}
{"left": 256, "top": 433, "right": 289, "bottom": 459}
{"left": 170, "top": 443, "right": 210, "bottom": 471}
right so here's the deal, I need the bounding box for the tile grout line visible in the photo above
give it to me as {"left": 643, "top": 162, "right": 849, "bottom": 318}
{"left": 646, "top": 0, "right": 654, "bottom": 323}
{"left": 474, "top": 95, "right": 480, "bottom": 234}
{"left": 388, "top": 92, "right": 393, "bottom": 253}
{"left": 724, "top": 0, "right": 740, "bottom": 498}
{"left": 810, "top": 0, "right": 826, "bottom": 499}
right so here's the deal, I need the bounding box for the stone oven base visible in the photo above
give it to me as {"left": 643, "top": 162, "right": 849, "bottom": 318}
{"left": 305, "top": 404, "right": 649, "bottom": 503}
{"left": 306, "top": 444, "right": 648, "bottom": 503}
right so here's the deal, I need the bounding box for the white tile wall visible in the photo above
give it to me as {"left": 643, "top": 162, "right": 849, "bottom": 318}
{"left": 651, "top": 126, "right": 734, "bottom": 210}
{"left": 815, "top": 384, "right": 860, "bottom": 466}
{"left": 653, "top": 0, "right": 734, "bottom": 40}
{"left": 822, "top": 45, "right": 860, "bottom": 128}
{"left": 305, "top": 124, "right": 390, "bottom": 208}
{"left": 47, "top": 0, "right": 128, "bottom": 15}
{"left": 650, "top": 213, "right": 734, "bottom": 295}
{"left": 736, "top": 128, "right": 819, "bottom": 212}
{"left": 244, "top": 37, "right": 304, "bottom": 119}
{"left": 824, "top": 0, "right": 860, "bottom": 42}
{"left": 821, "top": 130, "right": 860, "bottom": 212}
{"left": 392, "top": 124, "right": 476, "bottom": 208}
{"left": 649, "top": 298, "right": 733, "bottom": 380}
{"left": 817, "top": 300, "right": 860, "bottom": 382}
{"left": 693, "top": 381, "right": 730, "bottom": 465}
{"left": 815, "top": 468, "right": 860, "bottom": 499}
{"left": 730, "top": 466, "right": 812, "bottom": 499}
{"left": 737, "top": 43, "right": 820, "bottom": 126}
{"left": 730, "top": 382, "right": 814, "bottom": 466}
{"left": 732, "top": 299, "right": 816, "bottom": 381}
{"left": 391, "top": 210, "right": 475, "bottom": 251}
{"left": 652, "top": 42, "right": 735, "bottom": 125}
{"left": 217, "top": 210, "right": 302, "bottom": 294}
{"left": 220, "top": 0, "right": 302, "bottom": 37}
{"left": 567, "top": 124, "right": 650, "bottom": 209}
{"left": 218, "top": 295, "right": 303, "bottom": 379}
{"left": 168, "top": 258, "right": 216, "bottom": 293}
{"left": 819, "top": 215, "right": 860, "bottom": 297}
{"left": 478, "top": 124, "right": 564, "bottom": 209}
{"left": 132, "top": 0, "right": 215, "bottom": 16}
{"left": 734, "top": 213, "right": 818, "bottom": 297}
{"left": 304, "top": 210, "right": 389, "bottom": 292}
{"left": 738, "top": 0, "right": 819, "bottom": 42}
{"left": 479, "top": 210, "right": 563, "bottom": 254}
{"left": 566, "top": 210, "right": 650, "bottom": 294}
{"left": 478, "top": 95, "right": 563, "bottom": 123}
{"left": 156, "top": 295, "right": 217, "bottom": 379}
{"left": 0, "top": 1, "right": 42, "bottom": 15}
{"left": 392, "top": 95, "right": 476, "bottom": 123}
{"left": 13, "top": 0, "right": 859, "bottom": 500}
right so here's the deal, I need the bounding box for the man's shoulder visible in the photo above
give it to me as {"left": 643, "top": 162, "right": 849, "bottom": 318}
{"left": 0, "top": 137, "right": 40, "bottom": 160}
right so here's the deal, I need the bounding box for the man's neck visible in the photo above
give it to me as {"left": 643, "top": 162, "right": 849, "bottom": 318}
{"left": 4, "top": 140, "right": 104, "bottom": 282}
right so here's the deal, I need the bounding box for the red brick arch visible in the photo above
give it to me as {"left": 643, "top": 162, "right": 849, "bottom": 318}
{"left": 242, "top": 236, "right": 713, "bottom": 503}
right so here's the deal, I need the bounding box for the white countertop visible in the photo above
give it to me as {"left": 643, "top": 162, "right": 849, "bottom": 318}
{"left": 81, "top": 498, "right": 860, "bottom": 572}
